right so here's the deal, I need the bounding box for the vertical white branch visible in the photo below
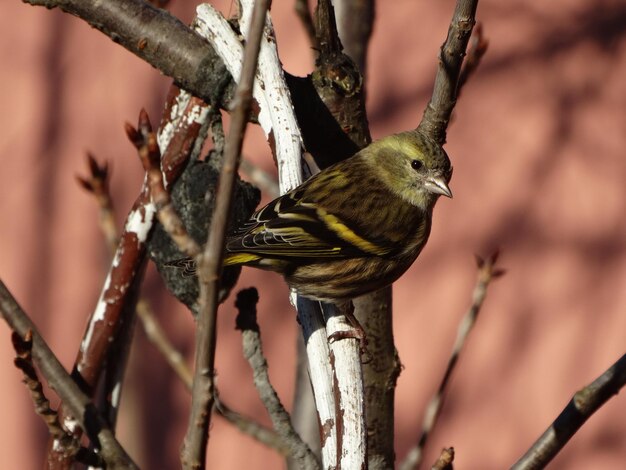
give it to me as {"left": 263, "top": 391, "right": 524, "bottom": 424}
{"left": 195, "top": 4, "right": 365, "bottom": 468}
{"left": 238, "top": 0, "right": 303, "bottom": 193}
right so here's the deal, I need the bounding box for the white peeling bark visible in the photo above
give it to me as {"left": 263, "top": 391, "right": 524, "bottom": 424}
{"left": 196, "top": 3, "right": 366, "bottom": 468}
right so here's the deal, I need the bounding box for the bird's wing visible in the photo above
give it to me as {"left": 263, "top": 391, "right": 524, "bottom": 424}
{"left": 226, "top": 186, "right": 393, "bottom": 259}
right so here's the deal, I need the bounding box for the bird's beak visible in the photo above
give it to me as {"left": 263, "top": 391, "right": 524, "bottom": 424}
{"left": 424, "top": 174, "right": 453, "bottom": 198}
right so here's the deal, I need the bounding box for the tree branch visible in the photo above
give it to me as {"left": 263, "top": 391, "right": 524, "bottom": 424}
{"left": 0, "top": 280, "right": 137, "bottom": 469}
{"left": 417, "top": 0, "right": 479, "bottom": 144}
{"left": 23, "top": 0, "right": 231, "bottom": 105}
{"left": 181, "top": 2, "right": 270, "bottom": 468}
{"left": 400, "top": 253, "right": 502, "bottom": 470}
{"left": 11, "top": 331, "right": 102, "bottom": 468}
{"left": 511, "top": 353, "right": 626, "bottom": 470}
{"left": 235, "top": 288, "right": 320, "bottom": 469}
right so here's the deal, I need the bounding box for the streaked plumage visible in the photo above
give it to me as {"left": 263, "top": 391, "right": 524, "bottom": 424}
{"left": 167, "top": 129, "right": 452, "bottom": 302}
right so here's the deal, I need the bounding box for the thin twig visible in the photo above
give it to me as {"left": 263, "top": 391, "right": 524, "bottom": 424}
{"left": 59, "top": 137, "right": 155, "bottom": 467}
{"left": 11, "top": 331, "right": 103, "bottom": 468}
{"left": 235, "top": 288, "right": 321, "bottom": 469}
{"left": 400, "top": 253, "right": 503, "bottom": 470}
{"left": 135, "top": 300, "right": 194, "bottom": 388}
{"left": 417, "top": 0, "right": 479, "bottom": 145}
{"left": 213, "top": 395, "right": 292, "bottom": 456}
{"left": 128, "top": 112, "right": 201, "bottom": 258}
{"left": 511, "top": 353, "right": 626, "bottom": 470}
{"left": 239, "top": 159, "right": 280, "bottom": 199}
{"left": 457, "top": 22, "right": 488, "bottom": 96}
{"left": 0, "top": 280, "right": 137, "bottom": 469}
{"left": 137, "top": 301, "right": 290, "bottom": 456}
{"left": 79, "top": 162, "right": 285, "bottom": 456}
{"left": 76, "top": 153, "right": 117, "bottom": 251}
{"left": 56, "top": 84, "right": 208, "bottom": 467}
{"left": 181, "top": 2, "right": 270, "bottom": 468}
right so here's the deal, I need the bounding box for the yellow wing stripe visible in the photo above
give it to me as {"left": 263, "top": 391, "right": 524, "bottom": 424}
{"left": 224, "top": 253, "right": 261, "bottom": 266}
{"left": 316, "top": 208, "right": 388, "bottom": 255}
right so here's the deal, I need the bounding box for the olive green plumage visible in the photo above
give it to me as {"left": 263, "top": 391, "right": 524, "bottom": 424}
{"left": 168, "top": 129, "right": 452, "bottom": 302}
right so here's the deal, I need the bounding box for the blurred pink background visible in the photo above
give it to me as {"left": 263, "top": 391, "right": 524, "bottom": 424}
{"left": 1, "top": 0, "right": 626, "bottom": 468}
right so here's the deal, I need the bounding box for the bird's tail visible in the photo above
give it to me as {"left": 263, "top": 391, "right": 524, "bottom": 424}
{"left": 165, "top": 252, "right": 262, "bottom": 276}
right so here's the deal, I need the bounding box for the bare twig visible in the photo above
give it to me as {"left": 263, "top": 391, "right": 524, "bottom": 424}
{"left": 56, "top": 82, "right": 209, "bottom": 466}
{"left": 235, "top": 288, "right": 320, "bottom": 469}
{"left": 400, "top": 253, "right": 502, "bottom": 470}
{"left": 213, "top": 395, "right": 291, "bottom": 455}
{"left": 0, "top": 280, "right": 137, "bottom": 469}
{"left": 135, "top": 300, "right": 193, "bottom": 387}
{"left": 128, "top": 112, "right": 201, "bottom": 258}
{"left": 417, "top": 0, "right": 479, "bottom": 145}
{"left": 137, "top": 300, "right": 290, "bottom": 455}
{"left": 511, "top": 353, "right": 626, "bottom": 470}
{"left": 239, "top": 159, "right": 280, "bottom": 199}
{"left": 457, "top": 22, "right": 488, "bottom": 96}
{"left": 181, "top": 2, "right": 270, "bottom": 468}
{"left": 76, "top": 153, "right": 117, "bottom": 251}
{"left": 11, "top": 331, "right": 102, "bottom": 468}
{"left": 79, "top": 151, "right": 285, "bottom": 459}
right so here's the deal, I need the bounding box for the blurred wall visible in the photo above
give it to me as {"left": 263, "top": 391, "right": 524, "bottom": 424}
{"left": 1, "top": 0, "right": 625, "bottom": 468}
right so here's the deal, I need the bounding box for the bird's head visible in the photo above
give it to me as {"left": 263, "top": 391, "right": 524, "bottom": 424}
{"left": 367, "top": 130, "right": 453, "bottom": 209}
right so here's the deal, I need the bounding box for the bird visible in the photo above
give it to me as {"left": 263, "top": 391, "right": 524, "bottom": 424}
{"left": 166, "top": 129, "right": 452, "bottom": 303}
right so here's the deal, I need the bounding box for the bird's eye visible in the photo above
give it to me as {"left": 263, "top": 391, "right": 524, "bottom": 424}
{"left": 411, "top": 160, "right": 423, "bottom": 171}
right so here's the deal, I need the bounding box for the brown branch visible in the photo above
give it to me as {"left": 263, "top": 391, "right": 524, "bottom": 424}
{"left": 68, "top": 114, "right": 157, "bottom": 407}
{"left": 457, "top": 22, "right": 489, "bottom": 96}
{"left": 136, "top": 300, "right": 291, "bottom": 456}
{"left": 0, "top": 280, "right": 137, "bottom": 469}
{"left": 235, "top": 288, "right": 320, "bottom": 469}
{"left": 79, "top": 157, "right": 285, "bottom": 457}
{"left": 136, "top": 300, "right": 194, "bottom": 388}
{"left": 11, "top": 331, "right": 102, "bottom": 468}
{"left": 128, "top": 111, "right": 200, "bottom": 258}
{"left": 511, "top": 353, "right": 626, "bottom": 470}
{"left": 400, "top": 252, "right": 502, "bottom": 470}
{"left": 21, "top": 0, "right": 358, "bottom": 175}
{"left": 55, "top": 86, "right": 208, "bottom": 467}
{"left": 417, "top": 0, "right": 479, "bottom": 145}
{"left": 181, "top": 2, "right": 270, "bottom": 468}
{"left": 158, "top": 89, "right": 214, "bottom": 181}
{"left": 58, "top": 157, "right": 152, "bottom": 468}
{"left": 23, "top": 0, "right": 231, "bottom": 105}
